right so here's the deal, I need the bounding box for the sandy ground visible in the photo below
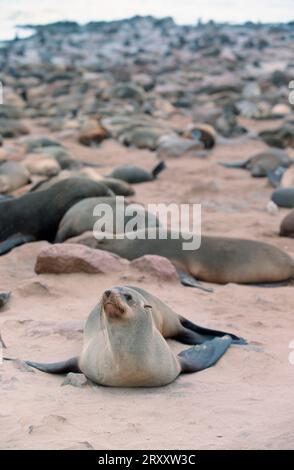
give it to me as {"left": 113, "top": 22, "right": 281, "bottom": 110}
{"left": 0, "top": 119, "right": 294, "bottom": 450}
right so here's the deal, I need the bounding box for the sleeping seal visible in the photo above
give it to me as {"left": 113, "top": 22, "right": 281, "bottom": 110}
{"left": 92, "top": 229, "right": 294, "bottom": 284}
{"left": 219, "top": 148, "right": 291, "bottom": 177}
{"left": 107, "top": 161, "right": 166, "bottom": 184}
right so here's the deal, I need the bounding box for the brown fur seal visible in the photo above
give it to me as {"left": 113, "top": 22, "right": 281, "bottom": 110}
{"left": 55, "top": 197, "right": 161, "bottom": 242}
{"left": 107, "top": 161, "right": 166, "bottom": 184}
{"left": 93, "top": 229, "right": 294, "bottom": 284}
{"left": 280, "top": 209, "right": 294, "bottom": 238}
{"left": 0, "top": 161, "right": 30, "bottom": 193}
{"left": 0, "top": 177, "right": 113, "bottom": 255}
{"left": 23, "top": 153, "right": 61, "bottom": 177}
{"left": 23, "top": 286, "right": 244, "bottom": 387}
{"left": 219, "top": 148, "right": 291, "bottom": 177}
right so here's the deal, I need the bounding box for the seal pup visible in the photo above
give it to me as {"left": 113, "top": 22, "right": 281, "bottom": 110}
{"left": 219, "top": 148, "right": 291, "bottom": 177}
{"left": 23, "top": 286, "right": 244, "bottom": 387}
{"left": 107, "top": 161, "right": 166, "bottom": 184}
{"left": 93, "top": 229, "right": 294, "bottom": 284}
{"left": 0, "top": 178, "right": 114, "bottom": 255}
{"left": 280, "top": 209, "right": 294, "bottom": 238}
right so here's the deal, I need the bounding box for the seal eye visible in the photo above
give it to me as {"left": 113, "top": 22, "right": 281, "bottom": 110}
{"left": 124, "top": 293, "right": 133, "bottom": 302}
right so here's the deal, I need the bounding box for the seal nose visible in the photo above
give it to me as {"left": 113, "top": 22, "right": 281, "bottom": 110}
{"left": 104, "top": 289, "right": 112, "bottom": 298}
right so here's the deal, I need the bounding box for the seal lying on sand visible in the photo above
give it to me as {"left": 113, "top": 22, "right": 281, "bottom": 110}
{"left": 0, "top": 161, "right": 30, "bottom": 193}
{"left": 55, "top": 197, "right": 161, "bottom": 242}
{"left": 30, "top": 169, "right": 134, "bottom": 196}
{"left": 280, "top": 209, "right": 294, "bottom": 238}
{"left": 219, "top": 148, "right": 291, "bottom": 177}
{"left": 271, "top": 187, "right": 294, "bottom": 208}
{"left": 92, "top": 229, "right": 294, "bottom": 284}
{"left": 0, "top": 178, "right": 113, "bottom": 255}
{"left": 107, "top": 161, "right": 166, "bottom": 184}
{"left": 23, "top": 286, "right": 244, "bottom": 387}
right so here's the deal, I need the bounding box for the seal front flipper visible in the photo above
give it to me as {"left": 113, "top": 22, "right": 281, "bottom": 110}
{"left": 152, "top": 160, "right": 166, "bottom": 179}
{"left": 179, "top": 317, "right": 247, "bottom": 345}
{"left": 178, "top": 336, "right": 232, "bottom": 373}
{"left": 25, "top": 357, "right": 80, "bottom": 374}
{"left": 0, "top": 233, "right": 35, "bottom": 255}
{"left": 177, "top": 269, "right": 214, "bottom": 292}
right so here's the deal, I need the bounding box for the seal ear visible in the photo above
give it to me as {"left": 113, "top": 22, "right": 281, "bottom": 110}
{"left": 24, "top": 357, "right": 80, "bottom": 375}
{"left": 178, "top": 336, "right": 232, "bottom": 374}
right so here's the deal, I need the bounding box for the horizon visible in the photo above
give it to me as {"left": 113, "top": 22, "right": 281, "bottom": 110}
{"left": 0, "top": 0, "right": 294, "bottom": 41}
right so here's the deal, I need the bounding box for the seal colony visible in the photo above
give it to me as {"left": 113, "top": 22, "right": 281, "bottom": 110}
{"left": 23, "top": 286, "right": 245, "bottom": 386}
{"left": 0, "top": 15, "right": 293, "bottom": 451}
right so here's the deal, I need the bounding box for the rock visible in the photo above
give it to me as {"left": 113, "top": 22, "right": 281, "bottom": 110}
{"left": 62, "top": 373, "right": 88, "bottom": 387}
{"left": 35, "top": 243, "right": 128, "bottom": 274}
{"left": 131, "top": 255, "right": 179, "bottom": 282}
{"left": 78, "top": 119, "right": 108, "bottom": 146}
{"left": 266, "top": 201, "right": 279, "bottom": 215}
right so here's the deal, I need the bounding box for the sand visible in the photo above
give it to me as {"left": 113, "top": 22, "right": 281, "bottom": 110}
{"left": 0, "top": 117, "right": 293, "bottom": 450}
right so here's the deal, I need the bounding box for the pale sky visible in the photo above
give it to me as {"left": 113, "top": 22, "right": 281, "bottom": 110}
{"left": 0, "top": 0, "right": 294, "bottom": 40}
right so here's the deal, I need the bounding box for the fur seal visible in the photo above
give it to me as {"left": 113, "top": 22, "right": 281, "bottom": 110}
{"left": 107, "top": 161, "right": 166, "bottom": 184}
{"left": 280, "top": 209, "right": 294, "bottom": 238}
{"left": 23, "top": 153, "right": 61, "bottom": 177}
{"left": 0, "top": 161, "right": 30, "bottom": 193}
{"left": 259, "top": 125, "right": 294, "bottom": 149}
{"left": 219, "top": 148, "right": 291, "bottom": 177}
{"left": 93, "top": 229, "right": 294, "bottom": 284}
{"left": 23, "top": 286, "right": 244, "bottom": 386}
{"left": 0, "top": 177, "right": 114, "bottom": 255}
{"left": 271, "top": 188, "right": 294, "bottom": 208}
{"left": 55, "top": 197, "right": 161, "bottom": 242}
{"left": 30, "top": 169, "right": 134, "bottom": 196}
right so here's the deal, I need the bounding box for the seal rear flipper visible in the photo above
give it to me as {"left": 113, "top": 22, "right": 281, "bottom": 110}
{"left": 218, "top": 160, "right": 247, "bottom": 169}
{"left": 152, "top": 160, "right": 166, "bottom": 178}
{"left": 177, "top": 269, "right": 214, "bottom": 292}
{"left": 178, "top": 336, "right": 232, "bottom": 373}
{"left": 179, "top": 317, "right": 247, "bottom": 345}
{"left": 0, "top": 233, "right": 35, "bottom": 255}
{"left": 25, "top": 357, "right": 80, "bottom": 374}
